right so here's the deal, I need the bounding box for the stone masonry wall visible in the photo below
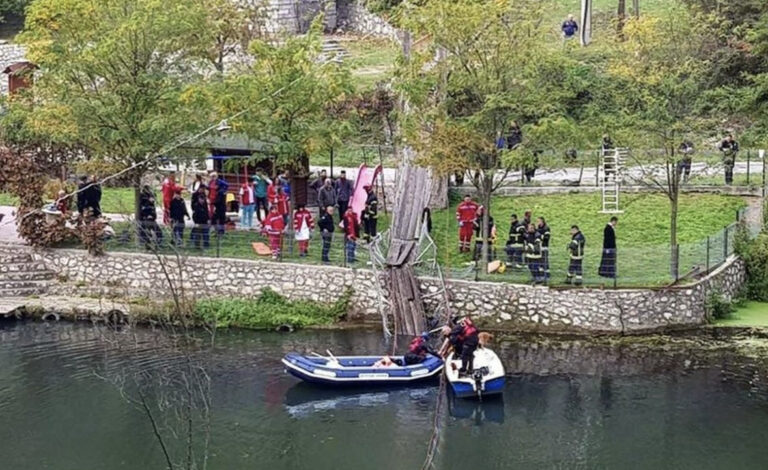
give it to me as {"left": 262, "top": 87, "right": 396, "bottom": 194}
{"left": 33, "top": 248, "right": 746, "bottom": 334}
{"left": 336, "top": 0, "right": 401, "bottom": 41}
{"left": 0, "top": 42, "right": 27, "bottom": 95}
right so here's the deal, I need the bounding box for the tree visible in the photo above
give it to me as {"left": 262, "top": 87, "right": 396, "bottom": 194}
{"left": 215, "top": 19, "right": 354, "bottom": 175}
{"left": 16, "top": 0, "right": 211, "bottom": 219}
{"left": 197, "top": 0, "right": 270, "bottom": 73}
{"left": 400, "top": 0, "right": 585, "bottom": 269}
{"left": 604, "top": 8, "right": 713, "bottom": 278}
{"left": 0, "top": 0, "right": 28, "bottom": 22}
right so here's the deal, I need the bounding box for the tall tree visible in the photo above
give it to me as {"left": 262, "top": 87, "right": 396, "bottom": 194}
{"left": 215, "top": 19, "right": 354, "bottom": 174}
{"left": 15, "top": 0, "right": 211, "bottom": 218}
{"left": 605, "top": 8, "right": 713, "bottom": 278}
{"left": 400, "top": 0, "right": 583, "bottom": 268}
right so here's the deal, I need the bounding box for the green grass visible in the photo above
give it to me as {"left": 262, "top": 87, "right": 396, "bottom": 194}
{"left": 80, "top": 192, "right": 745, "bottom": 288}
{"left": 0, "top": 188, "right": 136, "bottom": 214}
{"left": 309, "top": 143, "right": 397, "bottom": 169}
{"left": 343, "top": 36, "right": 399, "bottom": 91}
{"left": 0, "top": 192, "right": 18, "bottom": 206}
{"left": 715, "top": 302, "right": 768, "bottom": 327}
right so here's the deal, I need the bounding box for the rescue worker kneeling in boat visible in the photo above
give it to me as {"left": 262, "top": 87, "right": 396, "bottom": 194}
{"left": 374, "top": 333, "right": 434, "bottom": 367}
{"left": 440, "top": 316, "right": 479, "bottom": 376}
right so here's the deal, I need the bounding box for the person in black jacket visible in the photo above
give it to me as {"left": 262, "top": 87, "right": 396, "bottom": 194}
{"left": 505, "top": 213, "right": 526, "bottom": 269}
{"left": 537, "top": 217, "right": 551, "bottom": 281}
{"left": 138, "top": 185, "right": 162, "bottom": 249}
{"left": 84, "top": 174, "right": 102, "bottom": 218}
{"left": 190, "top": 186, "right": 210, "bottom": 249}
{"left": 169, "top": 189, "right": 189, "bottom": 246}
{"left": 318, "top": 205, "right": 335, "bottom": 263}
{"left": 598, "top": 217, "right": 618, "bottom": 279}
{"left": 76, "top": 176, "right": 88, "bottom": 215}
{"left": 719, "top": 134, "right": 739, "bottom": 185}
{"left": 362, "top": 185, "right": 378, "bottom": 242}
{"left": 566, "top": 225, "right": 586, "bottom": 286}
{"left": 525, "top": 224, "right": 545, "bottom": 284}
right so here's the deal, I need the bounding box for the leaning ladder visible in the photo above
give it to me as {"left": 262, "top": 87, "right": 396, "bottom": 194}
{"left": 600, "top": 148, "right": 628, "bottom": 213}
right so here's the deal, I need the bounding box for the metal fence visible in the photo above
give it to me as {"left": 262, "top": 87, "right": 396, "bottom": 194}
{"left": 87, "top": 205, "right": 755, "bottom": 289}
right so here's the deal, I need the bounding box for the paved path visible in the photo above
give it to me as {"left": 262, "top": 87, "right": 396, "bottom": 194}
{"left": 310, "top": 161, "right": 766, "bottom": 186}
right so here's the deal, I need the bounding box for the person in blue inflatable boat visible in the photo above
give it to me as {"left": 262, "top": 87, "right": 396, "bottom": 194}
{"left": 440, "top": 316, "right": 480, "bottom": 376}
{"left": 374, "top": 333, "right": 435, "bottom": 367}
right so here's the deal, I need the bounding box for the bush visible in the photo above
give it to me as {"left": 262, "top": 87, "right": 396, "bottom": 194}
{"left": 193, "top": 288, "right": 352, "bottom": 330}
{"left": 705, "top": 290, "right": 736, "bottom": 321}
{"left": 737, "top": 233, "right": 768, "bottom": 301}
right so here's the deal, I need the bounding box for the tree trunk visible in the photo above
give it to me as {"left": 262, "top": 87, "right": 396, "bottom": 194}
{"left": 134, "top": 172, "right": 142, "bottom": 222}
{"left": 480, "top": 172, "right": 493, "bottom": 273}
{"left": 428, "top": 173, "right": 449, "bottom": 210}
{"left": 670, "top": 195, "right": 679, "bottom": 281}
{"left": 632, "top": 0, "right": 639, "bottom": 18}
{"left": 617, "top": 0, "right": 626, "bottom": 38}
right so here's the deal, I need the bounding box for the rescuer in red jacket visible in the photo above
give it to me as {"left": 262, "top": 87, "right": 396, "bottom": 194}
{"left": 456, "top": 195, "right": 479, "bottom": 253}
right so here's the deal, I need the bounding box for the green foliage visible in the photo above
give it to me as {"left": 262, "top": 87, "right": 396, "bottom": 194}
{"left": 705, "top": 290, "right": 736, "bottom": 321}
{"left": 10, "top": 0, "right": 212, "bottom": 207}
{"left": 738, "top": 233, "right": 768, "bottom": 301}
{"left": 211, "top": 19, "right": 354, "bottom": 174}
{"left": 193, "top": 288, "right": 352, "bottom": 330}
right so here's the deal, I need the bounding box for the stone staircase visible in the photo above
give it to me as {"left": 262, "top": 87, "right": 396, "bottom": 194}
{"left": 321, "top": 37, "right": 347, "bottom": 64}
{"left": 0, "top": 249, "right": 55, "bottom": 297}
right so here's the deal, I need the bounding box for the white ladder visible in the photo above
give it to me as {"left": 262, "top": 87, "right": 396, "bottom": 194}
{"left": 600, "top": 148, "right": 628, "bottom": 213}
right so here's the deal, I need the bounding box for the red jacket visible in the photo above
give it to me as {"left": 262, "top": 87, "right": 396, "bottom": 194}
{"left": 208, "top": 179, "right": 218, "bottom": 204}
{"left": 240, "top": 183, "right": 255, "bottom": 205}
{"left": 267, "top": 183, "right": 277, "bottom": 203}
{"left": 262, "top": 211, "right": 285, "bottom": 236}
{"left": 456, "top": 201, "right": 479, "bottom": 224}
{"left": 342, "top": 210, "right": 359, "bottom": 240}
{"left": 162, "top": 178, "right": 182, "bottom": 208}
{"left": 293, "top": 209, "right": 315, "bottom": 231}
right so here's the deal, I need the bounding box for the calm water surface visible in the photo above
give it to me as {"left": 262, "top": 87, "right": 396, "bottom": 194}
{"left": 1, "top": 322, "right": 767, "bottom": 470}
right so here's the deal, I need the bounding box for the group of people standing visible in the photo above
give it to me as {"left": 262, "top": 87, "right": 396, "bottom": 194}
{"left": 456, "top": 196, "right": 619, "bottom": 286}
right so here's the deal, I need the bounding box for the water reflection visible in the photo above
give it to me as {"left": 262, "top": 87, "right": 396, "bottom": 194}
{"left": 2, "top": 321, "right": 768, "bottom": 470}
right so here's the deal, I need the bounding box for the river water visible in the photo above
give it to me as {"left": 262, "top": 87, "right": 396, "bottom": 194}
{"left": 1, "top": 322, "right": 768, "bottom": 470}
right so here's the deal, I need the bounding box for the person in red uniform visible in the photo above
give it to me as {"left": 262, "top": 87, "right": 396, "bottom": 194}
{"left": 261, "top": 205, "right": 285, "bottom": 259}
{"left": 293, "top": 204, "right": 315, "bottom": 257}
{"left": 342, "top": 206, "right": 360, "bottom": 263}
{"left": 456, "top": 195, "right": 479, "bottom": 253}
{"left": 207, "top": 172, "right": 219, "bottom": 219}
{"left": 441, "top": 316, "right": 479, "bottom": 375}
{"left": 161, "top": 171, "right": 183, "bottom": 225}
{"left": 404, "top": 333, "right": 435, "bottom": 365}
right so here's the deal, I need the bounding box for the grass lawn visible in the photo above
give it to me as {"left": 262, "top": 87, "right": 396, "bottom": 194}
{"left": 424, "top": 192, "right": 746, "bottom": 286}
{"left": 0, "top": 188, "right": 136, "bottom": 214}
{"left": 715, "top": 302, "right": 768, "bottom": 328}
{"left": 87, "top": 192, "right": 745, "bottom": 288}
{"left": 343, "top": 36, "right": 399, "bottom": 91}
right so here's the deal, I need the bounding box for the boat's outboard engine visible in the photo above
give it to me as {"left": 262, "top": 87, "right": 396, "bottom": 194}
{"left": 473, "top": 369, "right": 484, "bottom": 399}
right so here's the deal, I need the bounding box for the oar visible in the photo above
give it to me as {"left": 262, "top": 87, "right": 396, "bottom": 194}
{"left": 326, "top": 349, "right": 339, "bottom": 363}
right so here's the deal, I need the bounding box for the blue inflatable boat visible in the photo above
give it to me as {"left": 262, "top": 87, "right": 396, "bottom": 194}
{"left": 282, "top": 353, "right": 444, "bottom": 386}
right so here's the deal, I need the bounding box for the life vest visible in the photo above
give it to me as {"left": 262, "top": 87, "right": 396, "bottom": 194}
{"left": 457, "top": 318, "right": 478, "bottom": 341}
{"left": 408, "top": 336, "right": 426, "bottom": 356}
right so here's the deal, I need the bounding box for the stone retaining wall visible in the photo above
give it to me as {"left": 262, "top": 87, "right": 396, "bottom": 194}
{"left": 336, "top": 0, "right": 400, "bottom": 40}
{"left": 31, "top": 248, "right": 746, "bottom": 334}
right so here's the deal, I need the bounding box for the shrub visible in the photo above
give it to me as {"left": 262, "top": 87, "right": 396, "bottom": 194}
{"left": 193, "top": 288, "right": 352, "bottom": 330}
{"left": 705, "top": 290, "right": 736, "bottom": 321}
{"left": 737, "top": 232, "right": 768, "bottom": 301}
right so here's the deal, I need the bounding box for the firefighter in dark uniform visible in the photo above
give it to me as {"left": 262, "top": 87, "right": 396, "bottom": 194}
{"left": 505, "top": 213, "right": 525, "bottom": 269}
{"left": 524, "top": 223, "right": 545, "bottom": 284}
{"left": 566, "top": 225, "right": 586, "bottom": 286}
{"left": 362, "top": 185, "right": 379, "bottom": 242}
{"left": 536, "top": 217, "right": 551, "bottom": 281}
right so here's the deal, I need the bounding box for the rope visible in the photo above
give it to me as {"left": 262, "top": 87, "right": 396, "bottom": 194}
{"left": 420, "top": 372, "right": 447, "bottom": 470}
